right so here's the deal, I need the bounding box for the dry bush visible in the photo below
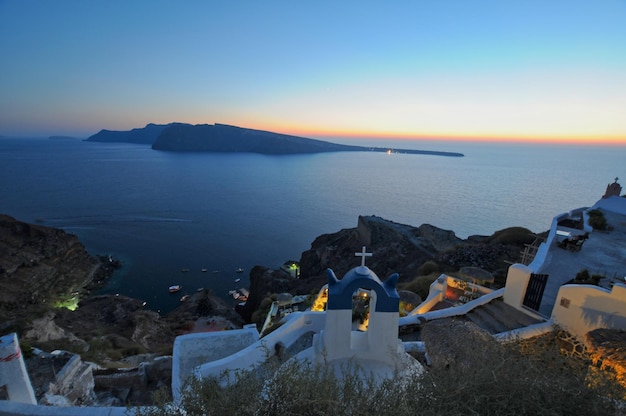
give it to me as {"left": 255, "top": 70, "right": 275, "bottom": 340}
{"left": 419, "top": 319, "right": 624, "bottom": 415}
{"left": 138, "top": 321, "right": 624, "bottom": 416}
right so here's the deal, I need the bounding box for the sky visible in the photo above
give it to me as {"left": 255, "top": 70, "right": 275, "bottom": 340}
{"left": 1, "top": 0, "right": 625, "bottom": 144}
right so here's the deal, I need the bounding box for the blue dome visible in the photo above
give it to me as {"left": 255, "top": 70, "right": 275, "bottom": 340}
{"left": 326, "top": 266, "right": 399, "bottom": 312}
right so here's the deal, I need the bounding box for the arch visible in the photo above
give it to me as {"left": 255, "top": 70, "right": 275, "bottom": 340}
{"left": 326, "top": 268, "right": 399, "bottom": 312}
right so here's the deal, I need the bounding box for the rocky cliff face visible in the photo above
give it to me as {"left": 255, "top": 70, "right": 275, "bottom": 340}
{"left": 1, "top": 212, "right": 537, "bottom": 360}
{"left": 0, "top": 214, "right": 241, "bottom": 367}
{"left": 0, "top": 214, "right": 111, "bottom": 318}
{"left": 297, "top": 215, "right": 464, "bottom": 286}
{"left": 238, "top": 216, "right": 537, "bottom": 323}
{"left": 237, "top": 215, "right": 455, "bottom": 322}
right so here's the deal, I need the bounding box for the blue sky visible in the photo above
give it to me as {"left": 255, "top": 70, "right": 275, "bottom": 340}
{"left": 1, "top": 0, "right": 625, "bottom": 143}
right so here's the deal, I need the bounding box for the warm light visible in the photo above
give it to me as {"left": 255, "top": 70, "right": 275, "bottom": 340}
{"left": 55, "top": 296, "right": 79, "bottom": 311}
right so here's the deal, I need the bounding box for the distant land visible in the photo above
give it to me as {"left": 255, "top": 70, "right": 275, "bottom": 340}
{"left": 85, "top": 123, "right": 172, "bottom": 145}
{"left": 86, "top": 123, "right": 464, "bottom": 157}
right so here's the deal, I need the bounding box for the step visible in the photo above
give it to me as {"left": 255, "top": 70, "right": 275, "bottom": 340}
{"left": 470, "top": 307, "right": 509, "bottom": 334}
{"left": 479, "top": 302, "right": 522, "bottom": 332}
{"left": 465, "top": 311, "right": 494, "bottom": 333}
{"left": 490, "top": 300, "right": 542, "bottom": 327}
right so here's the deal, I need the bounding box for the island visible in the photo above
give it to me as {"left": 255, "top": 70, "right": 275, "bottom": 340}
{"left": 86, "top": 122, "right": 464, "bottom": 157}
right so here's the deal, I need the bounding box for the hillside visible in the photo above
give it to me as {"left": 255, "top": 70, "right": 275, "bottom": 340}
{"left": 85, "top": 123, "right": 181, "bottom": 144}
{"left": 235, "top": 215, "right": 537, "bottom": 323}
{"left": 87, "top": 122, "right": 464, "bottom": 157}
{"left": 0, "top": 214, "right": 242, "bottom": 366}
{"left": 0, "top": 214, "right": 114, "bottom": 317}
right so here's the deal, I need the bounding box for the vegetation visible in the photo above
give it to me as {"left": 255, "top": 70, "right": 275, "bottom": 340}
{"left": 398, "top": 273, "right": 439, "bottom": 300}
{"left": 487, "top": 226, "right": 537, "bottom": 245}
{"left": 573, "top": 269, "right": 605, "bottom": 286}
{"left": 251, "top": 295, "right": 276, "bottom": 327}
{"left": 417, "top": 260, "right": 440, "bottom": 276}
{"left": 19, "top": 340, "right": 33, "bottom": 359}
{"left": 588, "top": 209, "right": 608, "bottom": 231}
{"left": 137, "top": 329, "right": 624, "bottom": 416}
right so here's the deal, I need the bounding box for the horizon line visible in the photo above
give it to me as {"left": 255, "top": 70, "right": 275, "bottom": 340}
{"left": 2, "top": 124, "right": 625, "bottom": 146}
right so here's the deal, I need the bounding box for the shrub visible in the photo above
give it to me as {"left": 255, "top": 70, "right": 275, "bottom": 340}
{"left": 399, "top": 274, "right": 439, "bottom": 300}
{"left": 19, "top": 341, "right": 33, "bottom": 359}
{"left": 488, "top": 226, "right": 535, "bottom": 245}
{"left": 138, "top": 359, "right": 426, "bottom": 416}
{"left": 576, "top": 268, "right": 591, "bottom": 281}
{"left": 136, "top": 331, "right": 623, "bottom": 416}
{"left": 574, "top": 269, "right": 604, "bottom": 286}
{"left": 417, "top": 326, "right": 624, "bottom": 415}
{"left": 417, "top": 260, "right": 439, "bottom": 275}
{"left": 588, "top": 209, "right": 608, "bottom": 231}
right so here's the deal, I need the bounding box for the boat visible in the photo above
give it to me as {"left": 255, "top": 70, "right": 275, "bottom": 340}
{"left": 228, "top": 288, "right": 248, "bottom": 302}
{"left": 180, "top": 295, "right": 190, "bottom": 302}
{"left": 169, "top": 285, "right": 182, "bottom": 293}
{"left": 201, "top": 268, "right": 208, "bottom": 272}
{"left": 235, "top": 268, "right": 244, "bottom": 273}
{"left": 234, "top": 278, "right": 241, "bottom": 283}
{"left": 181, "top": 268, "right": 190, "bottom": 272}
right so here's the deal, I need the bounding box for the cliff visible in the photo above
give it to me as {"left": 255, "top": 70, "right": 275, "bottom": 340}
{"left": 85, "top": 123, "right": 183, "bottom": 144}
{"left": 0, "top": 214, "right": 242, "bottom": 367}
{"left": 236, "top": 215, "right": 537, "bottom": 322}
{"left": 0, "top": 213, "right": 541, "bottom": 405}
{"left": 0, "top": 214, "right": 113, "bottom": 317}
{"left": 1, "top": 212, "right": 535, "bottom": 360}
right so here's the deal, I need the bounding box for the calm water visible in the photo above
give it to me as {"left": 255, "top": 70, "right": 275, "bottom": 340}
{"left": 1, "top": 137, "right": 623, "bottom": 313}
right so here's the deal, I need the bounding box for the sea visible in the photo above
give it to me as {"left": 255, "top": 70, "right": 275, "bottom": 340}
{"left": 1, "top": 137, "right": 623, "bottom": 314}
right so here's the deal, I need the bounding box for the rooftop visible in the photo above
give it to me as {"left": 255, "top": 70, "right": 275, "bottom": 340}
{"left": 537, "top": 197, "right": 626, "bottom": 317}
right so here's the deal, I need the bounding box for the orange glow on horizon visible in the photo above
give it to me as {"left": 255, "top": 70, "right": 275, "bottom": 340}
{"left": 312, "top": 132, "right": 626, "bottom": 146}
{"left": 234, "top": 121, "right": 626, "bottom": 146}
{"left": 150, "top": 116, "right": 626, "bottom": 147}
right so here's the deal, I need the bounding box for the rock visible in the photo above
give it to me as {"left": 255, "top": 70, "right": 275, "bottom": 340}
{"left": 236, "top": 266, "right": 295, "bottom": 323}
{"left": 298, "top": 215, "right": 460, "bottom": 284}
{"left": 51, "top": 295, "right": 176, "bottom": 358}
{"left": 0, "top": 214, "right": 114, "bottom": 321}
{"left": 236, "top": 216, "right": 460, "bottom": 323}
{"left": 0, "top": 213, "right": 242, "bottom": 366}
{"left": 165, "top": 288, "right": 244, "bottom": 334}
{"left": 26, "top": 350, "right": 96, "bottom": 406}
{"left": 586, "top": 328, "right": 626, "bottom": 388}
{"left": 24, "top": 311, "right": 88, "bottom": 351}
{"left": 239, "top": 216, "right": 536, "bottom": 324}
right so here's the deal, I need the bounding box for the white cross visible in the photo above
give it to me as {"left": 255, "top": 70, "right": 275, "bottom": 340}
{"left": 355, "top": 246, "right": 372, "bottom": 267}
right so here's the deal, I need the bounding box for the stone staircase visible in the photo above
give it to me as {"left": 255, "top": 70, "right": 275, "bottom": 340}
{"left": 465, "top": 299, "right": 544, "bottom": 335}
